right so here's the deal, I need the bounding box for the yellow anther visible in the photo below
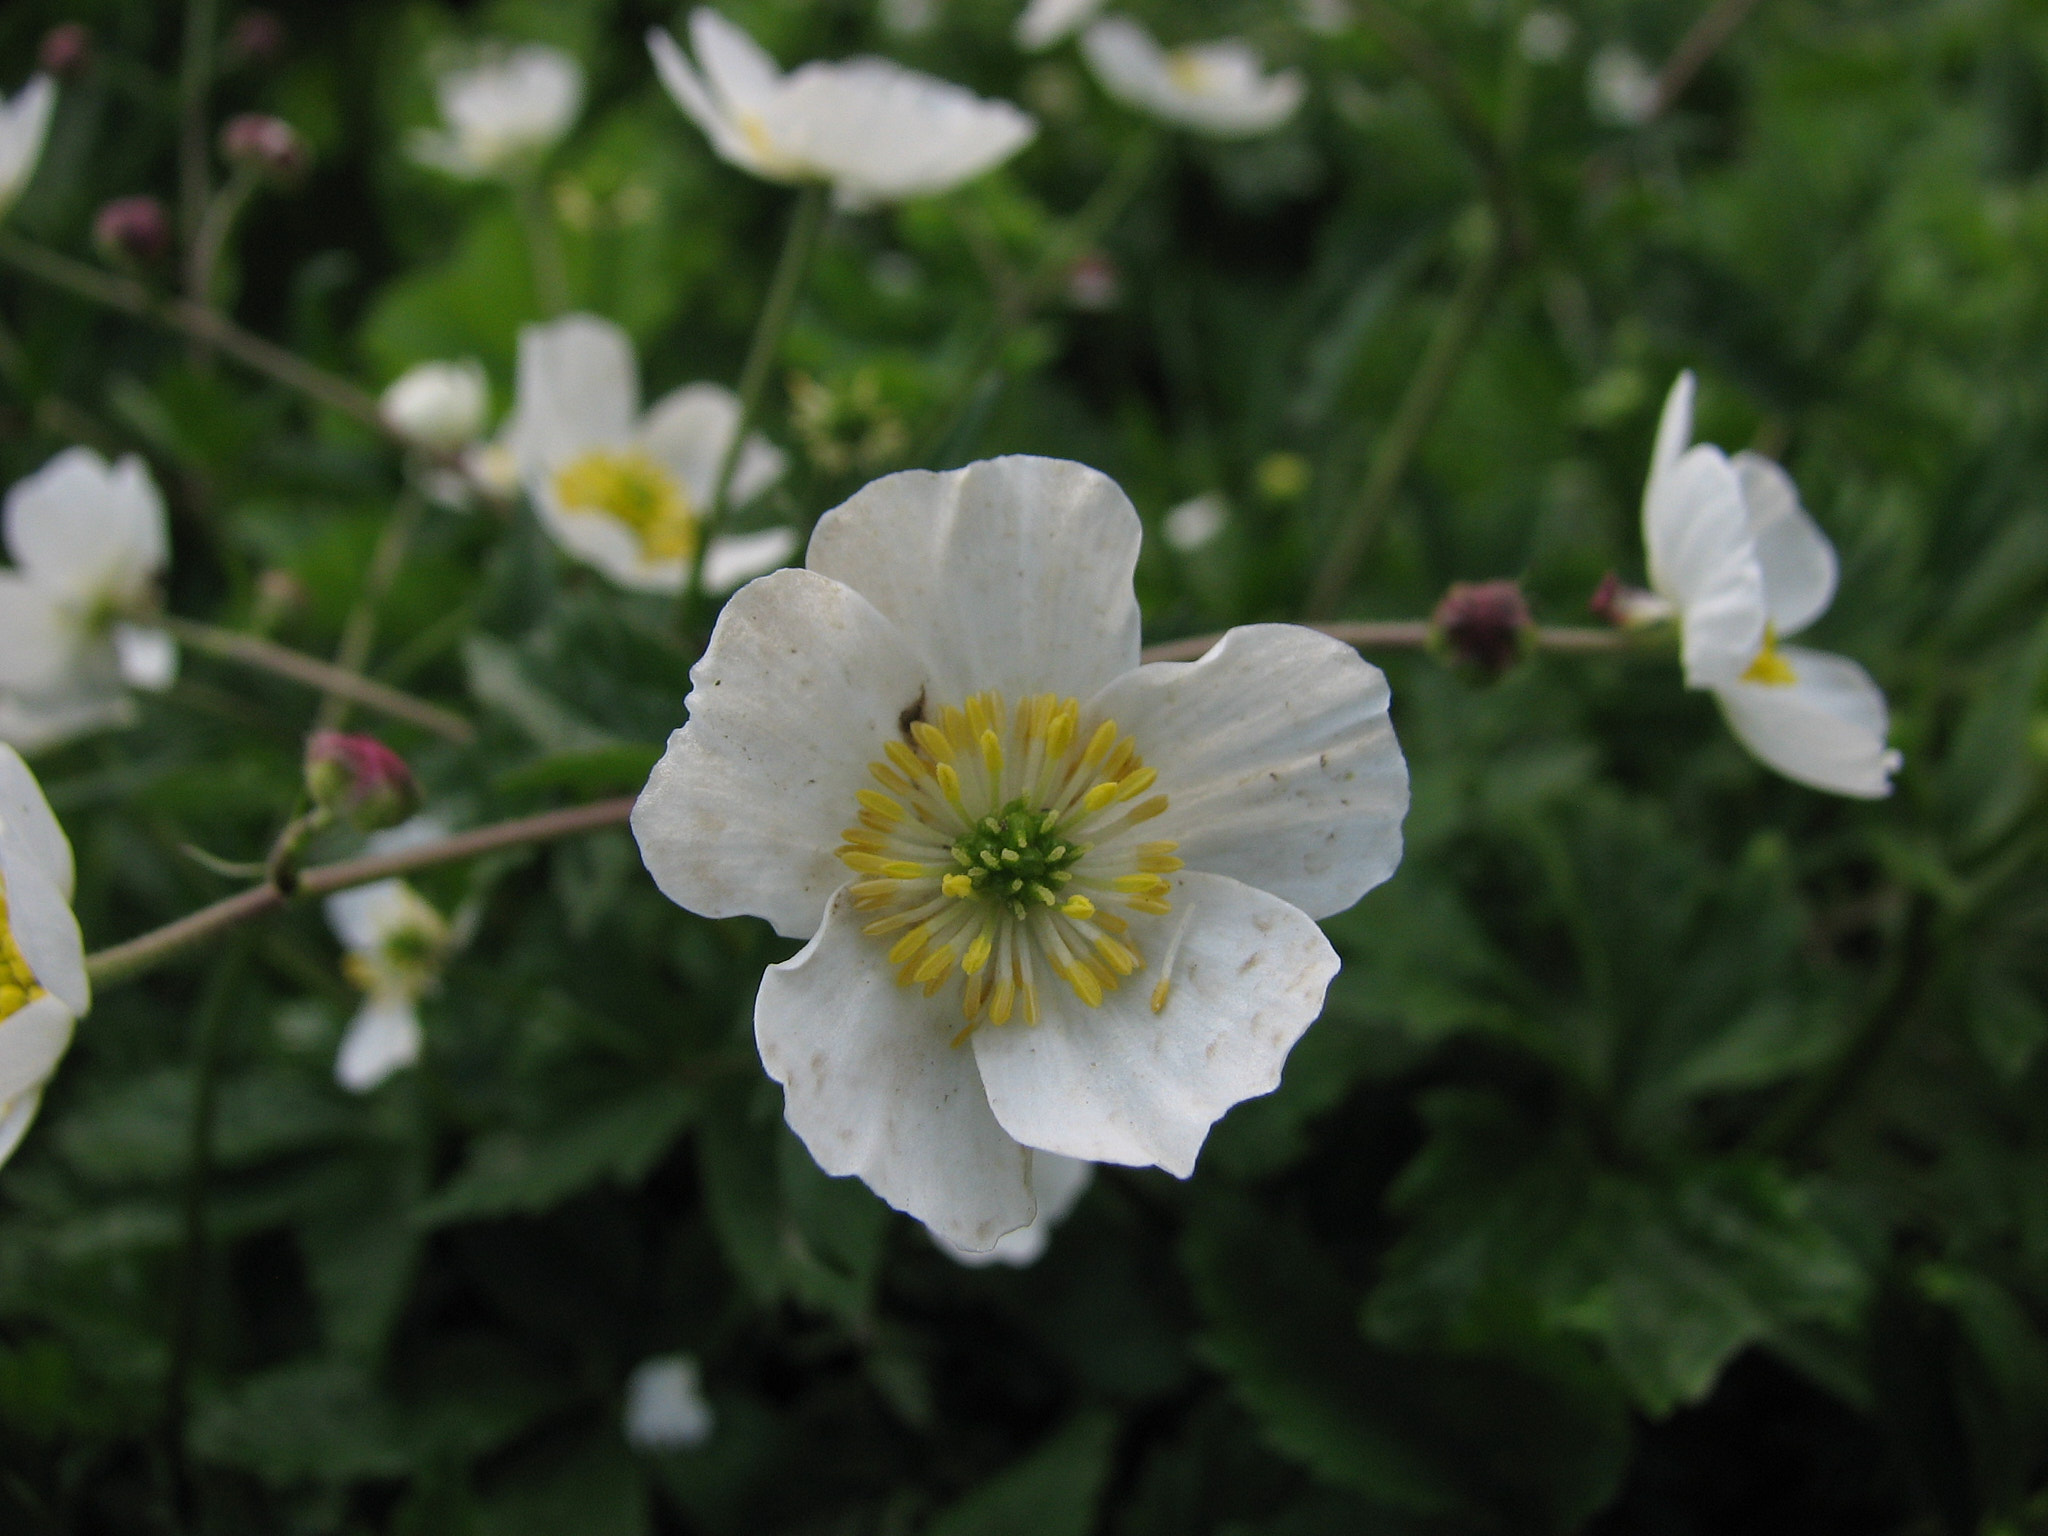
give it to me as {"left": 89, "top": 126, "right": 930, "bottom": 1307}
{"left": 1741, "top": 628, "right": 1799, "bottom": 687}
{"left": 850, "top": 879, "right": 900, "bottom": 902}
{"left": 1021, "top": 980, "right": 1041, "bottom": 1025}
{"left": 1000, "top": 848, "right": 1021, "bottom": 864}
{"left": 942, "top": 873, "right": 974, "bottom": 899}
{"left": 941, "top": 705, "right": 972, "bottom": 750}
{"left": 857, "top": 790, "right": 905, "bottom": 822}
{"left": 840, "top": 852, "right": 892, "bottom": 875}
{"left": 965, "top": 694, "right": 992, "bottom": 738}
{"left": 923, "top": 971, "right": 949, "bottom": 997}
{"left": 1081, "top": 782, "right": 1122, "bottom": 816}
{"left": 1093, "top": 910, "right": 1129, "bottom": 936}
{"left": 1089, "top": 958, "right": 1121, "bottom": 993}
{"left": 1102, "top": 740, "right": 1138, "bottom": 781}
{"left": 1112, "top": 873, "right": 1170, "bottom": 895}
{"left": 885, "top": 740, "right": 929, "bottom": 781}
{"left": 1124, "top": 795, "right": 1170, "bottom": 826}
{"left": 911, "top": 721, "right": 954, "bottom": 763}
{"left": 1138, "top": 852, "right": 1185, "bottom": 874}
{"left": 870, "top": 761, "right": 913, "bottom": 795}
{"left": 552, "top": 450, "right": 697, "bottom": 562}
{"left": 990, "top": 975, "right": 1016, "bottom": 1026}
{"left": 1139, "top": 840, "right": 1180, "bottom": 858}
{"left": 881, "top": 861, "right": 927, "bottom": 881}
{"left": 890, "top": 924, "right": 935, "bottom": 965}
{"left": 1150, "top": 978, "right": 1172, "bottom": 1014}
{"left": 863, "top": 910, "right": 924, "bottom": 937}
{"left": 963, "top": 930, "right": 994, "bottom": 976}
{"left": 935, "top": 762, "right": 967, "bottom": 812}
{"left": 1045, "top": 701, "right": 1077, "bottom": 760}
{"left": 980, "top": 729, "right": 1003, "bottom": 779}
{"left": 1095, "top": 935, "right": 1140, "bottom": 976}
{"left": 1125, "top": 896, "right": 1173, "bottom": 916}
{"left": 839, "top": 828, "right": 888, "bottom": 852}
{"left": 1118, "top": 765, "right": 1159, "bottom": 800}
{"left": 1060, "top": 895, "right": 1096, "bottom": 921}
{"left": 1080, "top": 720, "right": 1118, "bottom": 769}
{"left": 1067, "top": 961, "right": 1103, "bottom": 1008}
{"left": 914, "top": 945, "right": 957, "bottom": 985}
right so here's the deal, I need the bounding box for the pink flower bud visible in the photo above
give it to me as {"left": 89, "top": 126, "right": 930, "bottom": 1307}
{"left": 226, "top": 11, "right": 287, "bottom": 66}
{"left": 93, "top": 196, "right": 172, "bottom": 267}
{"left": 38, "top": 23, "right": 91, "bottom": 78}
{"left": 305, "top": 733, "right": 421, "bottom": 832}
{"left": 1433, "top": 579, "right": 1533, "bottom": 677}
{"left": 220, "top": 113, "right": 308, "bottom": 181}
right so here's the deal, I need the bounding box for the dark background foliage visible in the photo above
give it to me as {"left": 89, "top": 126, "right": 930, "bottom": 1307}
{"left": 2, "top": 0, "right": 2046, "bottom": 1531}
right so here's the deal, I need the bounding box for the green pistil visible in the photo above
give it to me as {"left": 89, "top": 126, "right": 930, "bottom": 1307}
{"left": 951, "top": 799, "right": 1090, "bottom": 920}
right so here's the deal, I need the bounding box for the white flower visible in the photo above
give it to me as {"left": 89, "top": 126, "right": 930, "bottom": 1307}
{"left": 1518, "top": 11, "right": 1575, "bottom": 64}
{"left": 880, "top": 0, "right": 940, "bottom": 40}
{"left": 510, "top": 314, "right": 793, "bottom": 594}
{"left": 623, "top": 1355, "right": 715, "bottom": 1451}
{"left": 1081, "top": 20, "right": 1305, "bottom": 139}
{"left": 1588, "top": 43, "right": 1658, "bottom": 127}
{"left": 411, "top": 45, "right": 583, "bottom": 180}
{"left": 325, "top": 876, "right": 449, "bottom": 1093}
{"left": 937, "top": 1152, "right": 1091, "bottom": 1267}
{"left": 0, "top": 449, "right": 176, "bottom": 752}
{"left": 1642, "top": 373, "right": 1901, "bottom": 798}
{"left": 1163, "top": 493, "right": 1227, "bottom": 553}
{"left": 381, "top": 360, "right": 489, "bottom": 454}
{"left": 647, "top": 9, "right": 1037, "bottom": 209}
{"left": 632, "top": 456, "right": 1409, "bottom": 1251}
{"left": 0, "top": 75, "right": 55, "bottom": 218}
{"left": 1296, "top": 0, "right": 1353, "bottom": 38}
{"left": 1015, "top": 0, "right": 1106, "bottom": 52}
{"left": 0, "top": 745, "right": 86, "bottom": 1169}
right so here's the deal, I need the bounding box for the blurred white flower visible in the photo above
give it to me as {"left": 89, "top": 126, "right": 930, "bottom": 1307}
{"left": 1015, "top": 0, "right": 1106, "bottom": 52}
{"left": 0, "top": 75, "right": 55, "bottom": 219}
{"left": 411, "top": 45, "right": 583, "bottom": 180}
{"left": 1588, "top": 43, "right": 1658, "bottom": 126}
{"left": 380, "top": 360, "right": 489, "bottom": 454}
{"left": 0, "top": 745, "right": 86, "bottom": 1168}
{"left": 0, "top": 449, "right": 176, "bottom": 753}
{"left": 623, "top": 1355, "right": 715, "bottom": 1451}
{"left": 632, "top": 455, "right": 1408, "bottom": 1251}
{"left": 1082, "top": 19, "right": 1305, "bottom": 139}
{"left": 325, "top": 871, "right": 449, "bottom": 1093}
{"left": 936, "top": 1153, "right": 1091, "bottom": 1267}
{"left": 1296, "top": 0, "right": 1353, "bottom": 38}
{"left": 1163, "top": 493, "right": 1227, "bottom": 553}
{"left": 880, "top": 0, "right": 940, "bottom": 39}
{"left": 647, "top": 9, "right": 1036, "bottom": 209}
{"left": 510, "top": 313, "right": 791, "bottom": 594}
{"left": 1517, "top": 11, "right": 1575, "bottom": 64}
{"left": 1642, "top": 372, "right": 1901, "bottom": 798}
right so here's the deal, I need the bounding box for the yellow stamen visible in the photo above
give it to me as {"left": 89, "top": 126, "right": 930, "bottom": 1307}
{"left": 1124, "top": 795, "right": 1170, "bottom": 826}
{"left": 911, "top": 721, "right": 954, "bottom": 764}
{"left": 1118, "top": 765, "right": 1159, "bottom": 800}
{"left": 1112, "top": 873, "right": 1171, "bottom": 895}
{"left": 870, "top": 761, "right": 913, "bottom": 795}
{"left": 979, "top": 729, "right": 1004, "bottom": 780}
{"left": 963, "top": 929, "right": 994, "bottom": 976}
{"left": 1741, "top": 628, "right": 1799, "bottom": 687}
{"left": 990, "top": 974, "right": 1016, "bottom": 1026}
{"left": 885, "top": 740, "right": 929, "bottom": 782}
{"left": 1095, "top": 935, "right": 1140, "bottom": 976}
{"left": 1045, "top": 700, "right": 1077, "bottom": 760}
{"left": 1150, "top": 978, "right": 1172, "bottom": 1013}
{"left": 1138, "top": 852, "right": 1185, "bottom": 873}
{"left": 857, "top": 790, "right": 905, "bottom": 822}
{"left": 1081, "top": 782, "right": 1122, "bottom": 816}
{"left": 1066, "top": 960, "right": 1103, "bottom": 1007}
{"left": 914, "top": 946, "right": 956, "bottom": 985}
{"left": 1060, "top": 895, "right": 1096, "bottom": 921}
{"left": 942, "top": 873, "right": 974, "bottom": 899}
{"left": 1125, "top": 896, "right": 1173, "bottom": 916}
{"left": 1080, "top": 720, "right": 1118, "bottom": 769}
{"left": 552, "top": 450, "right": 697, "bottom": 563}
{"left": 935, "top": 762, "right": 967, "bottom": 813}
{"left": 1101, "top": 740, "right": 1138, "bottom": 781}
{"left": 1021, "top": 979, "right": 1041, "bottom": 1025}
{"left": 890, "top": 925, "right": 935, "bottom": 965}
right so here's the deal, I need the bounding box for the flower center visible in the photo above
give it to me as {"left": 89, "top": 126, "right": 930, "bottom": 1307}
{"left": 1166, "top": 50, "right": 1219, "bottom": 94}
{"left": 1741, "top": 626, "right": 1798, "bottom": 687}
{"left": 343, "top": 900, "right": 450, "bottom": 1001}
{"left": 0, "top": 882, "right": 47, "bottom": 1024}
{"left": 553, "top": 450, "right": 697, "bottom": 563}
{"left": 837, "top": 692, "right": 1184, "bottom": 1040}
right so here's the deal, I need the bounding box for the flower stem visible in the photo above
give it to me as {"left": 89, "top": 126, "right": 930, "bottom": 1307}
{"left": 512, "top": 174, "right": 571, "bottom": 317}
{"left": 186, "top": 162, "right": 262, "bottom": 317}
{"left": 683, "top": 182, "right": 831, "bottom": 621}
{"left": 161, "top": 615, "right": 475, "bottom": 743}
{"left": 85, "top": 797, "right": 637, "bottom": 990}
{"left": 1306, "top": 218, "right": 1508, "bottom": 618}
{"left": 316, "top": 491, "right": 425, "bottom": 733}
{"left": 1139, "top": 619, "right": 1632, "bottom": 664}
{"left": 178, "top": 0, "right": 222, "bottom": 294}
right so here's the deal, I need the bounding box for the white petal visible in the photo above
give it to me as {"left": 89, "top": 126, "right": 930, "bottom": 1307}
{"left": 0, "top": 839, "right": 85, "bottom": 1015}
{"left": 623, "top": 1355, "right": 715, "bottom": 1451}
{"left": 632, "top": 569, "right": 929, "bottom": 941}
{"left": 639, "top": 383, "right": 784, "bottom": 509}
{"left": 0, "top": 1087, "right": 44, "bottom": 1169}
{"left": 690, "top": 7, "right": 786, "bottom": 118}
{"left": 755, "top": 884, "right": 1035, "bottom": 1251}
{"left": 1733, "top": 451, "right": 1837, "bottom": 637}
{"left": 1714, "top": 647, "right": 1900, "bottom": 799}
{"left": 0, "top": 573, "right": 77, "bottom": 692}
{"left": 530, "top": 483, "right": 682, "bottom": 594}
{"left": 324, "top": 878, "right": 413, "bottom": 952}
{"left": 334, "top": 997, "right": 423, "bottom": 1092}
{"left": 647, "top": 25, "right": 776, "bottom": 180}
{"left": 702, "top": 528, "right": 799, "bottom": 595}
{"left": 112, "top": 624, "right": 177, "bottom": 692}
{"left": 1647, "top": 370, "right": 1695, "bottom": 501}
{"left": 774, "top": 61, "right": 1036, "bottom": 202}
{"left": 805, "top": 457, "right": 1141, "bottom": 709}
{"left": 512, "top": 314, "right": 639, "bottom": 475}
{"left": 0, "top": 686, "right": 135, "bottom": 754}
{"left": 972, "top": 871, "right": 1338, "bottom": 1177}
{"left": 938, "top": 1153, "right": 1092, "bottom": 1268}
{"left": 1644, "top": 445, "right": 1766, "bottom": 688}
{"left": 4, "top": 448, "right": 168, "bottom": 603}
{"left": 0, "top": 995, "right": 73, "bottom": 1107}
{"left": 0, "top": 75, "right": 55, "bottom": 214}
{"left": 1085, "top": 624, "right": 1407, "bottom": 920}
{"left": 1016, "top": 0, "right": 1108, "bottom": 50}
{"left": 0, "top": 743, "right": 74, "bottom": 899}
{"left": 1081, "top": 22, "right": 1300, "bottom": 137}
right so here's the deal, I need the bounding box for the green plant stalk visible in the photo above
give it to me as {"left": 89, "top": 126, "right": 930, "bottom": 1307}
{"left": 682, "top": 182, "right": 831, "bottom": 626}
{"left": 178, "top": 0, "right": 221, "bottom": 291}
{"left": 316, "top": 491, "right": 426, "bottom": 734}
{"left": 186, "top": 161, "right": 263, "bottom": 317}
{"left": 512, "top": 174, "right": 571, "bottom": 317}
{"left": 1307, "top": 222, "right": 1508, "bottom": 618}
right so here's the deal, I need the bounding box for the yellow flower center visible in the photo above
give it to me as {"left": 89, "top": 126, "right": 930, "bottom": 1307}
{"left": 342, "top": 896, "right": 451, "bottom": 1001}
{"left": 0, "top": 882, "right": 47, "bottom": 1024}
{"left": 1166, "top": 50, "right": 1217, "bottom": 94}
{"left": 553, "top": 450, "right": 698, "bottom": 564}
{"left": 838, "top": 691, "right": 1183, "bottom": 1043}
{"left": 1741, "top": 626, "right": 1799, "bottom": 687}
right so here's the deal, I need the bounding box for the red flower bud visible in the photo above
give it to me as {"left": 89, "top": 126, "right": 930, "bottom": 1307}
{"left": 220, "top": 113, "right": 309, "bottom": 181}
{"left": 1433, "top": 579, "right": 1533, "bottom": 677}
{"left": 305, "top": 733, "right": 421, "bottom": 832}
{"left": 38, "top": 23, "right": 92, "bottom": 78}
{"left": 94, "top": 196, "right": 172, "bottom": 267}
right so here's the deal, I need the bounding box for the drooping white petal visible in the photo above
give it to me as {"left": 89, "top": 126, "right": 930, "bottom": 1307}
{"left": 633, "top": 569, "right": 930, "bottom": 941}
{"left": 0, "top": 1087, "right": 44, "bottom": 1168}
{"left": 1016, "top": 0, "right": 1108, "bottom": 51}
{"left": 702, "top": 528, "right": 799, "bottom": 595}
{"left": 647, "top": 25, "right": 781, "bottom": 182}
{"left": 938, "top": 1152, "right": 1092, "bottom": 1268}
{"left": 4, "top": 448, "right": 168, "bottom": 604}
{"left": 972, "top": 871, "right": 1337, "bottom": 1177}
{"left": 0, "top": 687, "right": 135, "bottom": 755}
{"left": 689, "top": 7, "right": 787, "bottom": 122}
{"left": 512, "top": 314, "right": 639, "bottom": 474}
{"left": 111, "top": 625, "right": 177, "bottom": 692}
{"left": 0, "top": 840, "right": 86, "bottom": 1015}
{"left": 623, "top": 1355, "right": 715, "bottom": 1451}
{"left": 1644, "top": 445, "right": 1765, "bottom": 688}
{"left": 0, "top": 744, "right": 74, "bottom": 899}
{"left": 1713, "top": 646, "right": 1900, "bottom": 799}
{"left": 1648, "top": 370, "right": 1695, "bottom": 499}
{"left": 1733, "top": 451, "right": 1837, "bottom": 637}
{"left": 806, "top": 456, "right": 1142, "bottom": 709}
{"left": 0, "top": 574, "right": 76, "bottom": 693}
{"left": 1085, "top": 624, "right": 1407, "bottom": 921}
{"left": 334, "top": 997, "right": 423, "bottom": 1092}
{"left": 755, "top": 884, "right": 1035, "bottom": 1251}
{"left": 0, "top": 995, "right": 74, "bottom": 1110}
{"left": 0, "top": 75, "right": 56, "bottom": 216}
{"left": 1081, "top": 20, "right": 1304, "bottom": 138}
{"left": 639, "top": 383, "right": 785, "bottom": 509}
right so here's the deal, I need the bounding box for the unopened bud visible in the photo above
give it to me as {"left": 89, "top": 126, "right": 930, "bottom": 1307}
{"left": 94, "top": 196, "right": 172, "bottom": 267}
{"left": 220, "top": 113, "right": 308, "bottom": 180}
{"left": 1433, "top": 579, "right": 1533, "bottom": 677}
{"left": 39, "top": 23, "right": 92, "bottom": 78}
{"left": 380, "top": 360, "right": 488, "bottom": 454}
{"left": 226, "top": 11, "right": 287, "bottom": 66}
{"left": 305, "top": 732, "right": 421, "bottom": 832}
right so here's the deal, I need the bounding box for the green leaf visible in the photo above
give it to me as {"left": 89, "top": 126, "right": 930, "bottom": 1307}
{"left": 189, "top": 1362, "right": 412, "bottom": 1482}
{"left": 474, "top": 1424, "right": 649, "bottom": 1536}
{"left": 926, "top": 1412, "right": 1118, "bottom": 1536}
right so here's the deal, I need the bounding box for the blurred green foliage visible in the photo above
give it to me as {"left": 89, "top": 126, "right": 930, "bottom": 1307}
{"left": 4, "top": 0, "right": 2048, "bottom": 1531}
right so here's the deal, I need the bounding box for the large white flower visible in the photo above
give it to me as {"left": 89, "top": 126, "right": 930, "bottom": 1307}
{"left": 1015, "top": 0, "right": 1107, "bottom": 52}
{"left": 510, "top": 313, "right": 794, "bottom": 595}
{"left": 326, "top": 877, "right": 449, "bottom": 1093}
{"left": 1642, "top": 372, "right": 1901, "bottom": 798}
{"left": 411, "top": 45, "right": 583, "bottom": 181}
{"left": 0, "top": 745, "right": 86, "bottom": 1168}
{"left": 632, "top": 456, "right": 1408, "bottom": 1251}
{"left": 0, "top": 74, "right": 55, "bottom": 218}
{"left": 0, "top": 449, "right": 177, "bottom": 753}
{"left": 647, "top": 9, "right": 1037, "bottom": 209}
{"left": 937, "top": 1151, "right": 1091, "bottom": 1267}
{"left": 1081, "top": 19, "right": 1305, "bottom": 139}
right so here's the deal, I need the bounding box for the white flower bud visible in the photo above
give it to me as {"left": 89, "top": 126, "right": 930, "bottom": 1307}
{"left": 379, "top": 360, "right": 488, "bottom": 453}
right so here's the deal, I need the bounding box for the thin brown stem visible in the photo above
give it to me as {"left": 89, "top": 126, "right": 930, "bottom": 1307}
{"left": 1650, "top": 0, "right": 1766, "bottom": 120}
{"left": 162, "top": 616, "right": 475, "bottom": 743}
{"left": 86, "top": 797, "right": 637, "bottom": 989}
{"left": 1140, "top": 620, "right": 1629, "bottom": 665}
